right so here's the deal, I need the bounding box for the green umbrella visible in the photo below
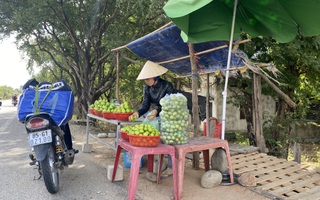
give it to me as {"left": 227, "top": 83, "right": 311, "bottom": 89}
{"left": 163, "top": 0, "right": 320, "bottom": 44}
{"left": 163, "top": 0, "right": 320, "bottom": 140}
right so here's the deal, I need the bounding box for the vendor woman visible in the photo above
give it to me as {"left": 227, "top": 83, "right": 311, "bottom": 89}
{"left": 129, "top": 60, "right": 176, "bottom": 182}
{"left": 130, "top": 60, "right": 176, "bottom": 121}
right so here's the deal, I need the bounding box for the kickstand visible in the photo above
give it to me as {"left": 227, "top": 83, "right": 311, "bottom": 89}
{"left": 33, "top": 165, "right": 42, "bottom": 180}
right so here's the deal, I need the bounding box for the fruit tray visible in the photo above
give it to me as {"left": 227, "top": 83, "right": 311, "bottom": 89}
{"left": 128, "top": 134, "right": 161, "bottom": 147}
{"left": 89, "top": 108, "right": 96, "bottom": 115}
{"left": 120, "top": 131, "right": 129, "bottom": 141}
{"left": 113, "top": 112, "right": 133, "bottom": 121}
{"left": 102, "top": 112, "right": 115, "bottom": 119}
{"left": 94, "top": 110, "right": 103, "bottom": 117}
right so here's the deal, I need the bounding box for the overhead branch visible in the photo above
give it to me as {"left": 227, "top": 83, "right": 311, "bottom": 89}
{"left": 238, "top": 55, "right": 297, "bottom": 108}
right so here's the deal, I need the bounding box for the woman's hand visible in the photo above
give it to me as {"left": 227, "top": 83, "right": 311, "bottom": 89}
{"left": 129, "top": 112, "right": 139, "bottom": 122}
{"left": 147, "top": 109, "right": 158, "bottom": 121}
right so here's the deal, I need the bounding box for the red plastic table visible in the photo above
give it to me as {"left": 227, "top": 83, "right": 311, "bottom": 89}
{"left": 112, "top": 138, "right": 178, "bottom": 200}
{"left": 173, "top": 136, "right": 234, "bottom": 199}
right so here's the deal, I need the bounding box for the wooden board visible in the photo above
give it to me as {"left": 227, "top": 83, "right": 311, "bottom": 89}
{"left": 231, "top": 151, "right": 320, "bottom": 199}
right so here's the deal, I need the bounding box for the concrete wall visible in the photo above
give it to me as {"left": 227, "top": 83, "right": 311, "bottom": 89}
{"left": 294, "top": 124, "right": 320, "bottom": 143}
{"left": 197, "top": 75, "right": 276, "bottom": 133}
{"left": 184, "top": 75, "right": 320, "bottom": 140}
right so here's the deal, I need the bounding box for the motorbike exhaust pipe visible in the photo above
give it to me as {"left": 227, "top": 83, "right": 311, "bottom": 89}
{"left": 64, "top": 150, "right": 75, "bottom": 165}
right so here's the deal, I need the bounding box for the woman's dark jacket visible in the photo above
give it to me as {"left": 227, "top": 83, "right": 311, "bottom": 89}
{"left": 137, "top": 78, "right": 175, "bottom": 117}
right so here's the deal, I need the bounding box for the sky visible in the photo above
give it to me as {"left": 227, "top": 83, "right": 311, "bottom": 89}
{"left": 0, "top": 36, "right": 32, "bottom": 89}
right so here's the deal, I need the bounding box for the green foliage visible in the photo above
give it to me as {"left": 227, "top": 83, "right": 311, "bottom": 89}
{"left": 233, "top": 132, "right": 250, "bottom": 146}
{"left": 242, "top": 35, "right": 320, "bottom": 105}
{"left": 263, "top": 113, "right": 297, "bottom": 158}
{"left": 288, "top": 143, "right": 320, "bottom": 168}
{"left": 229, "top": 35, "right": 320, "bottom": 157}
{"left": 0, "top": 86, "right": 21, "bottom": 99}
{"left": 0, "top": 0, "right": 170, "bottom": 118}
{"left": 118, "top": 63, "right": 144, "bottom": 108}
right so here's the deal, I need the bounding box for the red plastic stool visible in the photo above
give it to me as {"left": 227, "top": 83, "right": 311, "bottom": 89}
{"left": 112, "top": 138, "right": 178, "bottom": 200}
{"left": 173, "top": 136, "right": 234, "bottom": 199}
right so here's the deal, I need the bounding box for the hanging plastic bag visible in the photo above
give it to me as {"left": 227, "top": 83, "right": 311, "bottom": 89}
{"left": 142, "top": 112, "right": 160, "bottom": 131}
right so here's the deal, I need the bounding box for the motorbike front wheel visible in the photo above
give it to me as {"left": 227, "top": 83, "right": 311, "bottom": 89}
{"left": 41, "top": 145, "right": 59, "bottom": 194}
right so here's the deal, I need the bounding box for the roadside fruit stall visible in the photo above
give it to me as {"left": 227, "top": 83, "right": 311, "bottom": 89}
{"left": 83, "top": 99, "right": 142, "bottom": 152}
{"left": 82, "top": 23, "right": 249, "bottom": 200}
{"left": 111, "top": 23, "right": 248, "bottom": 142}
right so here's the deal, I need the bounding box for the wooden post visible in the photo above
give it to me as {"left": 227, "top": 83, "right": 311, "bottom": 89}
{"left": 253, "top": 73, "right": 266, "bottom": 153}
{"left": 206, "top": 74, "right": 211, "bottom": 137}
{"left": 293, "top": 142, "right": 301, "bottom": 163}
{"left": 116, "top": 51, "right": 120, "bottom": 102}
{"left": 189, "top": 43, "right": 200, "bottom": 169}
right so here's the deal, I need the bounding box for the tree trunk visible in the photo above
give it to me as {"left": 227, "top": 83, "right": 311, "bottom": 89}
{"left": 275, "top": 99, "right": 291, "bottom": 158}
{"left": 189, "top": 43, "right": 200, "bottom": 169}
{"left": 253, "top": 74, "right": 266, "bottom": 153}
{"left": 243, "top": 94, "right": 255, "bottom": 146}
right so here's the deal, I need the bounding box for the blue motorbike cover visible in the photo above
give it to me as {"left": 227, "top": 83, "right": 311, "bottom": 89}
{"left": 17, "top": 79, "right": 74, "bottom": 126}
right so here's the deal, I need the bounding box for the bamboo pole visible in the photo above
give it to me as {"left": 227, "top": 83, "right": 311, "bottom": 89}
{"left": 158, "top": 39, "right": 251, "bottom": 65}
{"left": 111, "top": 22, "right": 173, "bottom": 52}
{"left": 120, "top": 55, "right": 143, "bottom": 66}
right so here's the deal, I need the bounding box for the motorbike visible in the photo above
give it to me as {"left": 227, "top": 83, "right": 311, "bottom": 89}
{"left": 25, "top": 113, "right": 75, "bottom": 194}
{"left": 12, "top": 98, "right": 18, "bottom": 106}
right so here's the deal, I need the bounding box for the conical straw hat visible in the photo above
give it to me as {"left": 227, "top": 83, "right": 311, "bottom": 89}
{"left": 137, "top": 61, "right": 168, "bottom": 80}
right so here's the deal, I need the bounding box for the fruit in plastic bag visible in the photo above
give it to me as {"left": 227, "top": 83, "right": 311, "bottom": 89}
{"left": 159, "top": 108, "right": 189, "bottom": 121}
{"left": 160, "top": 130, "right": 189, "bottom": 144}
{"left": 159, "top": 93, "right": 189, "bottom": 145}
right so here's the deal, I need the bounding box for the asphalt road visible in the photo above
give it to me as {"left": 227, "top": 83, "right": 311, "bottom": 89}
{"left": 0, "top": 100, "right": 128, "bottom": 200}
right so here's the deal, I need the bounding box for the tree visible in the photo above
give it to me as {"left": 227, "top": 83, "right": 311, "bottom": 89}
{"left": 0, "top": 85, "right": 20, "bottom": 100}
{"left": 0, "top": 0, "right": 169, "bottom": 118}
{"left": 229, "top": 35, "right": 320, "bottom": 157}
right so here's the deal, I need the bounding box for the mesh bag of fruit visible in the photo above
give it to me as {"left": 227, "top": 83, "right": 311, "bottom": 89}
{"left": 159, "top": 108, "right": 189, "bottom": 121}
{"left": 159, "top": 93, "right": 189, "bottom": 145}
{"left": 160, "top": 93, "right": 187, "bottom": 111}
{"left": 160, "top": 120, "right": 188, "bottom": 132}
{"left": 161, "top": 130, "right": 189, "bottom": 144}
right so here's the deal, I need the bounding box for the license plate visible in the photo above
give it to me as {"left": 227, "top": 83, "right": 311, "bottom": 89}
{"left": 29, "top": 129, "right": 52, "bottom": 147}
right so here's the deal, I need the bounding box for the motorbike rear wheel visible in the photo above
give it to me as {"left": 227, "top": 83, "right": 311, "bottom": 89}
{"left": 41, "top": 145, "right": 59, "bottom": 194}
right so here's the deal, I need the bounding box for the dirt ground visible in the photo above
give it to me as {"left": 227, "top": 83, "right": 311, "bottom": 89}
{"left": 70, "top": 121, "right": 272, "bottom": 200}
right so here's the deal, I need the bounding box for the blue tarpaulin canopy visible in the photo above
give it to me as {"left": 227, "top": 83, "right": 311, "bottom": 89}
{"left": 123, "top": 24, "right": 247, "bottom": 76}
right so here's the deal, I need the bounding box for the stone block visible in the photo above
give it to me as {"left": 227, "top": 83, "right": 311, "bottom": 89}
{"left": 108, "top": 132, "right": 116, "bottom": 138}
{"left": 107, "top": 164, "right": 123, "bottom": 182}
{"left": 82, "top": 143, "right": 93, "bottom": 153}
{"left": 201, "top": 170, "right": 222, "bottom": 188}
